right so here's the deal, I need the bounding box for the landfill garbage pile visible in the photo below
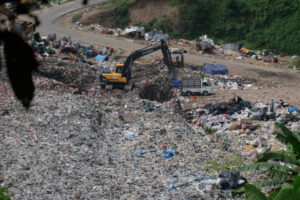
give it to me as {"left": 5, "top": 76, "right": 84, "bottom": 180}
{"left": 131, "top": 63, "right": 162, "bottom": 83}
{"left": 1, "top": 58, "right": 251, "bottom": 199}
{"left": 206, "top": 96, "right": 252, "bottom": 115}
{"left": 207, "top": 74, "right": 255, "bottom": 91}
{"left": 178, "top": 96, "right": 300, "bottom": 160}
{"left": 32, "top": 32, "right": 114, "bottom": 65}
{"left": 1, "top": 32, "right": 298, "bottom": 199}
{"left": 181, "top": 66, "right": 257, "bottom": 91}
{"left": 74, "top": 22, "right": 146, "bottom": 39}
{"left": 38, "top": 59, "right": 97, "bottom": 94}
{"left": 139, "top": 77, "right": 174, "bottom": 102}
{"left": 144, "top": 31, "right": 168, "bottom": 42}
{"left": 217, "top": 171, "right": 247, "bottom": 190}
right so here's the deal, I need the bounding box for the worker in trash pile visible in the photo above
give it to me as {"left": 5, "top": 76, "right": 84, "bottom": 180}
{"left": 143, "top": 79, "right": 150, "bottom": 86}
{"left": 279, "top": 99, "right": 284, "bottom": 107}
{"left": 270, "top": 99, "right": 274, "bottom": 113}
{"left": 201, "top": 71, "right": 205, "bottom": 80}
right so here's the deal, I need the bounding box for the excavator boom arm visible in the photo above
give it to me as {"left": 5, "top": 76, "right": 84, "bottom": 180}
{"left": 121, "top": 39, "right": 172, "bottom": 81}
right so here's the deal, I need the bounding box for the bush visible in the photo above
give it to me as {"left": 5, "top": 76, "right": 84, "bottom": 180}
{"left": 153, "top": 17, "right": 173, "bottom": 33}
{"left": 113, "top": 4, "right": 131, "bottom": 29}
{"left": 142, "top": 17, "right": 173, "bottom": 33}
{"left": 143, "top": 18, "right": 157, "bottom": 32}
{"left": 72, "top": 13, "right": 82, "bottom": 23}
{"left": 171, "top": 0, "right": 300, "bottom": 55}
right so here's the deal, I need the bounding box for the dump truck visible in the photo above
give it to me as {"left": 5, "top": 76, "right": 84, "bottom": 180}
{"left": 181, "top": 77, "right": 212, "bottom": 96}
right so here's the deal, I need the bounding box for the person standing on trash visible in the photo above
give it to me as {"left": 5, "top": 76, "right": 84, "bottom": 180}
{"left": 278, "top": 99, "right": 284, "bottom": 108}
{"left": 68, "top": 36, "right": 72, "bottom": 45}
{"left": 145, "top": 79, "right": 150, "bottom": 86}
{"left": 201, "top": 72, "right": 205, "bottom": 80}
{"left": 270, "top": 99, "right": 274, "bottom": 112}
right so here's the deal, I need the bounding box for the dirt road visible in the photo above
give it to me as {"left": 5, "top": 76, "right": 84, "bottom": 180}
{"left": 35, "top": 1, "right": 300, "bottom": 106}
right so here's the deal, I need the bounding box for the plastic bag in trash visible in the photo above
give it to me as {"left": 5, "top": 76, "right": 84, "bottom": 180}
{"left": 217, "top": 171, "right": 247, "bottom": 190}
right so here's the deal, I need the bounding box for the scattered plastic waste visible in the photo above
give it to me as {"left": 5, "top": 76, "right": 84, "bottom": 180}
{"left": 163, "top": 149, "right": 176, "bottom": 159}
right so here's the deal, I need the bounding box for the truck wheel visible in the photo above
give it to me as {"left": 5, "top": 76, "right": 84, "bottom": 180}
{"left": 186, "top": 91, "right": 192, "bottom": 96}
{"left": 181, "top": 92, "right": 186, "bottom": 96}
{"left": 203, "top": 91, "right": 208, "bottom": 96}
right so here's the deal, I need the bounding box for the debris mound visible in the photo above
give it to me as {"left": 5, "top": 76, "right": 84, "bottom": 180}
{"left": 207, "top": 96, "right": 252, "bottom": 115}
{"left": 139, "top": 77, "right": 174, "bottom": 102}
{"left": 38, "top": 61, "right": 96, "bottom": 94}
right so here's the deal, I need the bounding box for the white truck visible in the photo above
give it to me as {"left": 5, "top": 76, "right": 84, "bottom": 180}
{"left": 181, "top": 77, "right": 212, "bottom": 96}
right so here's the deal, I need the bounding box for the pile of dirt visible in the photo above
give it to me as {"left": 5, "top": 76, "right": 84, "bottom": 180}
{"left": 139, "top": 77, "right": 174, "bottom": 102}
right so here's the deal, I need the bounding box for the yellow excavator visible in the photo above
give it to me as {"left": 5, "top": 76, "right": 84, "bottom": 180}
{"left": 99, "top": 39, "right": 183, "bottom": 91}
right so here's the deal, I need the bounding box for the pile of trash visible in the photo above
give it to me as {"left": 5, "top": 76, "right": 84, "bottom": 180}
{"left": 183, "top": 64, "right": 254, "bottom": 91}
{"left": 1, "top": 30, "right": 298, "bottom": 199}
{"left": 145, "top": 30, "right": 168, "bottom": 42}
{"left": 206, "top": 96, "right": 252, "bottom": 116}
{"left": 196, "top": 35, "right": 220, "bottom": 54}
{"left": 38, "top": 59, "right": 97, "bottom": 94}
{"left": 220, "top": 43, "right": 279, "bottom": 64}
{"left": 76, "top": 23, "right": 146, "bottom": 39}
{"left": 139, "top": 77, "right": 174, "bottom": 102}
{"left": 207, "top": 74, "right": 254, "bottom": 91}
{"left": 178, "top": 96, "right": 300, "bottom": 158}
{"left": 189, "top": 97, "right": 300, "bottom": 129}
{"left": 74, "top": 21, "right": 170, "bottom": 42}
{"left": 1, "top": 66, "right": 246, "bottom": 199}
{"left": 32, "top": 32, "right": 114, "bottom": 65}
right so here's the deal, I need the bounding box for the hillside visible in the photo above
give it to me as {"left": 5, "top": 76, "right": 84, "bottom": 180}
{"left": 80, "top": 0, "right": 180, "bottom": 30}
{"left": 80, "top": 0, "right": 299, "bottom": 55}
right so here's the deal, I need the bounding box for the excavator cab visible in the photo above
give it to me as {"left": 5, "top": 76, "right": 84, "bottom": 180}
{"left": 115, "top": 63, "right": 124, "bottom": 73}
{"left": 99, "top": 63, "right": 128, "bottom": 91}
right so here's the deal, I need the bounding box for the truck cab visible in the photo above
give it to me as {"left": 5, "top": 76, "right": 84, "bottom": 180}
{"left": 181, "top": 77, "right": 212, "bottom": 96}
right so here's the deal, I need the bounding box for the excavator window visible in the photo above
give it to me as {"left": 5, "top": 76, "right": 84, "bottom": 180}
{"left": 116, "top": 66, "right": 122, "bottom": 73}
{"left": 202, "top": 82, "right": 210, "bottom": 87}
{"left": 102, "top": 68, "right": 111, "bottom": 74}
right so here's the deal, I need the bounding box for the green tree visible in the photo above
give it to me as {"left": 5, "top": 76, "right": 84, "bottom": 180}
{"left": 171, "top": 0, "right": 300, "bottom": 55}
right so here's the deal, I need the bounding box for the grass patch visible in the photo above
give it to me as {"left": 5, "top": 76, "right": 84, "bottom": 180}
{"left": 97, "top": 0, "right": 136, "bottom": 28}
{"left": 203, "top": 154, "right": 243, "bottom": 173}
{"left": 140, "top": 16, "right": 174, "bottom": 34}
{"left": 72, "top": 13, "right": 82, "bottom": 23}
{"left": 113, "top": 55, "right": 121, "bottom": 60}
{"left": 204, "top": 127, "right": 214, "bottom": 135}
{"left": 292, "top": 57, "right": 300, "bottom": 68}
{"left": 0, "top": 188, "right": 10, "bottom": 200}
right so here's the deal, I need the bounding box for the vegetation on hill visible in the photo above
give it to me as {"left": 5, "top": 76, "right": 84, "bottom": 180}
{"left": 98, "top": 0, "right": 137, "bottom": 28}
{"left": 171, "top": 0, "right": 300, "bottom": 55}
{"left": 100, "top": 0, "right": 299, "bottom": 55}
